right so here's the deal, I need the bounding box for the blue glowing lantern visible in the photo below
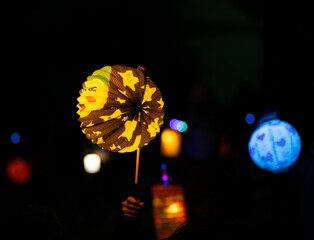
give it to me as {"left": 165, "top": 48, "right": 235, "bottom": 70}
{"left": 248, "top": 119, "right": 301, "bottom": 172}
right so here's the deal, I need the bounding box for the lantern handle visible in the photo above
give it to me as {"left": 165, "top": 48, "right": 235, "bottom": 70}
{"left": 135, "top": 148, "right": 140, "bottom": 184}
{"left": 132, "top": 148, "right": 140, "bottom": 201}
{"left": 131, "top": 183, "right": 140, "bottom": 201}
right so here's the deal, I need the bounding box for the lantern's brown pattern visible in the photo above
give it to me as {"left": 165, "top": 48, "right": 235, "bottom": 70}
{"left": 77, "top": 65, "right": 164, "bottom": 153}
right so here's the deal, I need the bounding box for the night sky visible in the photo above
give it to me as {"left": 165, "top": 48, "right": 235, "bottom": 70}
{"left": 2, "top": 1, "right": 314, "bottom": 239}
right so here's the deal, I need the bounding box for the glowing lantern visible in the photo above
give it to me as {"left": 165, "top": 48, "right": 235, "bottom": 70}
{"left": 6, "top": 158, "right": 32, "bottom": 184}
{"left": 248, "top": 119, "right": 301, "bottom": 172}
{"left": 151, "top": 184, "right": 187, "bottom": 240}
{"left": 161, "top": 128, "right": 182, "bottom": 158}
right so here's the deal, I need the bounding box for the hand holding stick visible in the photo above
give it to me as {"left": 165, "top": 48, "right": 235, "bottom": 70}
{"left": 121, "top": 196, "right": 144, "bottom": 221}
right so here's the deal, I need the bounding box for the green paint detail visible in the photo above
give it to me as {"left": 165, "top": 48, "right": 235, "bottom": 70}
{"left": 87, "top": 66, "right": 111, "bottom": 87}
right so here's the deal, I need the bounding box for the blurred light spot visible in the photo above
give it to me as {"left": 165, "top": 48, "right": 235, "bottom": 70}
{"left": 163, "top": 181, "right": 169, "bottom": 186}
{"left": 162, "top": 174, "right": 168, "bottom": 182}
{"left": 169, "top": 119, "right": 178, "bottom": 129}
{"left": 6, "top": 158, "right": 32, "bottom": 184}
{"left": 169, "top": 119, "right": 188, "bottom": 132}
{"left": 83, "top": 153, "right": 101, "bottom": 173}
{"left": 245, "top": 113, "right": 255, "bottom": 124}
{"left": 161, "top": 163, "right": 169, "bottom": 186}
{"left": 161, "top": 128, "right": 182, "bottom": 158}
{"left": 10, "top": 133, "right": 20, "bottom": 144}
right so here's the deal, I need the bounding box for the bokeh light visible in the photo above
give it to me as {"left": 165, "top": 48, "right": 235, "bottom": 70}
{"left": 83, "top": 153, "right": 101, "bottom": 174}
{"left": 169, "top": 119, "right": 188, "bottom": 132}
{"left": 162, "top": 174, "right": 168, "bottom": 182}
{"left": 6, "top": 158, "right": 32, "bottom": 184}
{"left": 10, "top": 133, "right": 20, "bottom": 144}
{"left": 161, "top": 128, "right": 182, "bottom": 158}
{"left": 161, "top": 164, "right": 169, "bottom": 186}
{"left": 245, "top": 113, "right": 255, "bottom": 124}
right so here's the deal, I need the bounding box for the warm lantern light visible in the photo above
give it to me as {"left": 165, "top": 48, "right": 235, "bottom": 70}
{"left": 167, "top": 203, "right": 181, "bottom": 214}
{"left": 161, "top": 128, "right": 182, "bottom": 158}
{"left": 151, "top": 184, "right": 187, "bottom": 240}
{"left": 83, "top": 153, "right": 101, "bottom": 173}
{"left": 248, "top": 119, "right": 301, "bottom": 172}
{"left": 6, "top": 158, "right": 32, "bottom": 184}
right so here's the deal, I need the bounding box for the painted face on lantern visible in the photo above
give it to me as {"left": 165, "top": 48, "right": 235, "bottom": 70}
{"left": 77, "top": 65, "right": 164, "bottom": 153}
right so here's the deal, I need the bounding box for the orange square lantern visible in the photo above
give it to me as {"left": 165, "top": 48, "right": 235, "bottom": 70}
{"left": 151, "top": 184, "right": 187, "bottom": 240}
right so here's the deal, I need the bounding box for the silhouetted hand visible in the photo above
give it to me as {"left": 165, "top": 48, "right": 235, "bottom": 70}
{"left": 121, "top": 196, "right": 144, "bottom": 221}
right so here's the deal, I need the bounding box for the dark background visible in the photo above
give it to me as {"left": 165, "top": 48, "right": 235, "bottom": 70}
{"left": 2, "top": 0, "right": 314, "bottom": 239}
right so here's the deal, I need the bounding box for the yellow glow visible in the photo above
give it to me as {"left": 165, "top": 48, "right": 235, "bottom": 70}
{"left": 161, "top": 128, "right": 181, "bottom": 158}
{"left": 167, "top": 203, "right": 180, "bottom": 214}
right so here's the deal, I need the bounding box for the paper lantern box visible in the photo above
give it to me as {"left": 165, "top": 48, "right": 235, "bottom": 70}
{"left": 151, "top": 184, "right": 187, "bottom": 240}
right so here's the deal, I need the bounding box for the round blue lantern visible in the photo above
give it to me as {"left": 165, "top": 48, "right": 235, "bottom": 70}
{"left": 248, "top": 119, "right": 301, "bottom": 172}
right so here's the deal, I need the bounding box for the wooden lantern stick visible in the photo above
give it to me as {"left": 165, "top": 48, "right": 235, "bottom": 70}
{"left": 135, "top": 148, "right": 140, "bottom": 184}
